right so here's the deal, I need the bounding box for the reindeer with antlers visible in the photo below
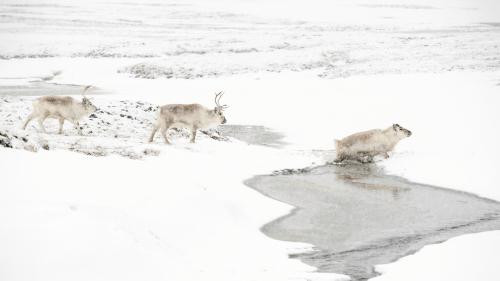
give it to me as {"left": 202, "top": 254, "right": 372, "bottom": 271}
{"left": 22, "top": 85, "right": 97, "bottom": 135}
{"left": 148, "top": 92, "right": 228, "bottom": 144}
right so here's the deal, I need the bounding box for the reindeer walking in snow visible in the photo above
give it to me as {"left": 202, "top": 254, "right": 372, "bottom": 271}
{"left": 22, "top": 86, "right": 97, "bottom": 135}
{"left": 149, "top": 92, "right": 228, "bottom": 144}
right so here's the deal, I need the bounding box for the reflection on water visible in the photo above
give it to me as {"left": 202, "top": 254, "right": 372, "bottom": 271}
{"left": 246, "top": 163, "right": 500, "bottom": 280}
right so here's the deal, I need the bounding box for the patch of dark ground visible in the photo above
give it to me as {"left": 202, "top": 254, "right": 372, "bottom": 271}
{"left": 245, "top": 163, "right": 500, "bottom": 281}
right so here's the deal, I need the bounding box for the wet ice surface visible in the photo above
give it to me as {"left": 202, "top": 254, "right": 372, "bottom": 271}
{"left": 218, "top": 125, "right": 286, "bottom": 147}
{"left": 0, "top": 82, "right": 109, "bottom": 96}
{"left": 245, "top": 164, "right": 500, "bottom": 281}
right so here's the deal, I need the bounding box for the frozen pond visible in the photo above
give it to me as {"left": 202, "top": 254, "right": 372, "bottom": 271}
{"left": 245, "top": 164, "right": 500, "bottom": 280}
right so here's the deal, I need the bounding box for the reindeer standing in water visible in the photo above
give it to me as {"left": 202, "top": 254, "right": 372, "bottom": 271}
{"left": 149, "top": 92, "right": 228, "bottom": 144}
{"left": 22, "top": 86, "right": 97, "bottom": 135}
{"left": 335, "top": 124, "right": 412, "bottom": 163}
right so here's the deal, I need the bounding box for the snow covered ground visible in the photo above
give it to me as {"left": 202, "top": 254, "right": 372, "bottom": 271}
{"left": 1, "top": 0, "right": 500, "bottom": 280}
{"left": 1, "top": 138, "right": 354, "bottom": 281}
{"left": 1, "top": 0, "right": 499, "bottom": 78}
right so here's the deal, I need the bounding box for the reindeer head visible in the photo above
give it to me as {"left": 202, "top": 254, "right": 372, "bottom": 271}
{"left": 392, "top": 123, "right": 412, "bottom": 138}
{"left": 212, "top": 91, "right": 228, "bottom": 124}
{"left": 82, "top": 86, "right": 97, "bottom": 113}
{"left": 82, "top": 97, "right": 97, "bottom": 113}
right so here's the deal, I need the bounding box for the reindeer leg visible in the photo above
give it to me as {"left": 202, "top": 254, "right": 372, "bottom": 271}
{"left": 58, "top": 118, "right": 65, "bottom": 134}
{"left": 149, "top": 124, "right": 160, "bottom": 143}
{"left": 74, "top": 121, "right": 83, "bottom": 136}
{"left": 354, "top": 152, "right": 367, "bottom": 163}
{"left": 161, "top": 124, "right": 171, "bottom": 145}
{"left": 190, "top": 126, "right": 198, "bottom": 143}
{"left": 22, "top": 113, "right": 35, "bottom": 130}
{"left": 37, "top": 113, "right": 48, "bottom": 133}
{"left": 334, "top": 153, "right": 346, "bottom": 163}
{"left": 359, "top": 153, "right": 373, "bottom": 164}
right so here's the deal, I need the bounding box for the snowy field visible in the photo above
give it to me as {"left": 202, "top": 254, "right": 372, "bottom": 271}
{"left": 1, "top": 0, "right": 500, "bottom": 281}
{"left": 1, "top": 0, "right": 500, "bottom": 78}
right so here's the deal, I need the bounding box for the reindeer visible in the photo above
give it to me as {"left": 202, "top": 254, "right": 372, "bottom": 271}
{"left": 22, "top": 86, "right": 97, "bottom": 135}
{"left": 335, "top": 124, "right": 412, "bottom": 163}
{"left": 149, "top": 92, "right": 228, "bottom": 144}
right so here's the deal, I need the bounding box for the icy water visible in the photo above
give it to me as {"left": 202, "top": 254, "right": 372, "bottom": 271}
{"left": 218, "top": 125, "right": 286, "bottom": 148}
{"left": 0, "top": 82, "right": 109, "bottom": 96}
{"left": 245, "top": 163, "right": 500, "bottom": 281}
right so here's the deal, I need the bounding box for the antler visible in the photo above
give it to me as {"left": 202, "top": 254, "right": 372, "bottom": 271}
{"left": 83, "top": 85, "right": 92, "bottom": 92}
{"left": 214, "top": 91, "right": 222, "bottom": 106}
{"left": 214, "top": 91, "right": 228, "bottom": 109}
{"left": 82, "top": 85, "right": 93, "bottom": 100}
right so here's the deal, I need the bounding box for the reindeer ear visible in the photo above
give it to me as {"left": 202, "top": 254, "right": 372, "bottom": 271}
{"left": 393, "top": 124, "right": 399, "bottom": 130}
